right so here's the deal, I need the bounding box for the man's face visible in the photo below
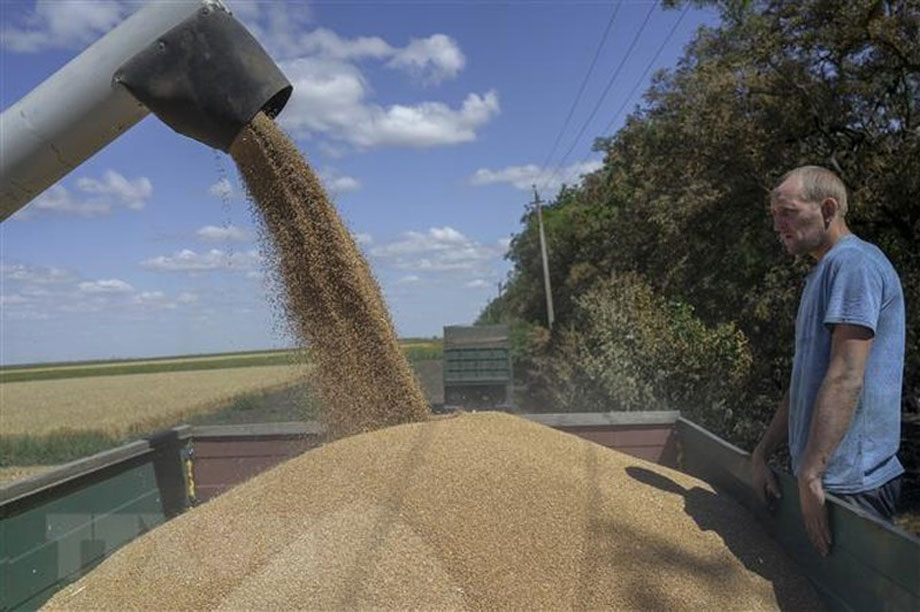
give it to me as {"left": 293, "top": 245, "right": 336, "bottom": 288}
{"left": 769, "top": 176, "right": 826, "bottom": 257}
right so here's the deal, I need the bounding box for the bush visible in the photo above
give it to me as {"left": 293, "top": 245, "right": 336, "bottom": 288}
{"left": 528, "top": 274, "right": 753, "bottom": 440}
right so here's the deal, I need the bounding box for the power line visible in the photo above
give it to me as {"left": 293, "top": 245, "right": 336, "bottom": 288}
{"left": 602, "top": 4, "right": 690, "bottom": 140}
{"left": 558, "top": 3, "right": 690, "bottom": 190}
{"left": 537, "top": 2, "right": 621, "bottom": 177}
{"left": 538, "top": 0, "right": 659, "bottom": 195}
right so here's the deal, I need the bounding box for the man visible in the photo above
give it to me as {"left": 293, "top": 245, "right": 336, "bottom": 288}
{"left": 753, "top": 165, "right": 905, "bottom": 556}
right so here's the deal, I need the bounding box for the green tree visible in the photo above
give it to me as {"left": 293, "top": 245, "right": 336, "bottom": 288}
{"left": 484, "top": 0, "right": 919, "bottom": 452}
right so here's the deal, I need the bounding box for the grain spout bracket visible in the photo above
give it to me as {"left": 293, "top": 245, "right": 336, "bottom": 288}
{"left": 115, "top": 5, "right": 292, "bottom": 153}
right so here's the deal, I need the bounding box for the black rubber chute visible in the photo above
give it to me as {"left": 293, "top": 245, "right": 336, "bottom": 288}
{"left": 115, "top": 5, "right": 292, "bottom": 152}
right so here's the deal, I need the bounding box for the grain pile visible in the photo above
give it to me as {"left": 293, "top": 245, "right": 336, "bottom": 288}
{"left": 45, "top": 412, "right": 823, "bottom": 611}
{"left": 229, "top": 112, "right": 429, "bottom": 438}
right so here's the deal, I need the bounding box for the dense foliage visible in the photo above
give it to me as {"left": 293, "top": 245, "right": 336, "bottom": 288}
{"left": 480, "top": 0, "right": 919, "bottom": 452}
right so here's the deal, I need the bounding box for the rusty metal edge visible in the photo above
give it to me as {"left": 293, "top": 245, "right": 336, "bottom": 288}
{"left": 190, "top": 421, "right": 323, "bottom": 439}
{"left": 188, "top": 412, "right": 681, "bottom": 439}
{"left": 524, "top": 410, "right": 681, "bottom": 428}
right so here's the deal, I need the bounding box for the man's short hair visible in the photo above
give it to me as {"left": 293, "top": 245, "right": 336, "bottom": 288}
{"left": 777, "top": 165, "right": 849, "bottom": 216}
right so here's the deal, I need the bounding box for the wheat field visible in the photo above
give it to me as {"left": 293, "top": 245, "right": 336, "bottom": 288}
{"left": 0, "top": 365, "right": 307, "bottom": 437}
{"left": 5, "top": 350, "right": 287, "bottom": 375}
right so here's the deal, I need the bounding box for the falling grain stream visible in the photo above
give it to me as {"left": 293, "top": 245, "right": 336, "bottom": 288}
{"left": 230, "top": 112, "right": 429, "bottom": 439}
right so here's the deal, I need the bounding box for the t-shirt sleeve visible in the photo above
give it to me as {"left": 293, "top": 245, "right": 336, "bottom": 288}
{"left": 824, "top": 253, "right": 882, "bottom": 335}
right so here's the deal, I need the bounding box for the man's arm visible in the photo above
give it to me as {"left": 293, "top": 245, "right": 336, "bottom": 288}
{"left": 798, "top": 323, "right": 873, "bottom": 555}
{"left": 751, "top": 391, "right": 789, "bottom": 504}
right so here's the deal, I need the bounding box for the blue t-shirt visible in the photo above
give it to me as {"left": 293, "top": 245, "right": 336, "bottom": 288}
{"left": 788, "top": 234, "right": 905, "bottom": 494}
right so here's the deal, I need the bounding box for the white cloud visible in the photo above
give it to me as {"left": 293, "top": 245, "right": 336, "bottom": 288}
{"left": 357, "top": 91, "right": 500, "bottom": 148}
{"left": 290, "top": 27, "right": 392, "bottom": 61}
{"left": 77, "top": 170, "right": 152, "bottom": 210}
{"left": 387, "top": 34, "right": 466, "bottom": 84}
{"left": 371, "top": 226, "right": 499, "bottom": 274}
{"left": 78, "top": 279, "right": 134, "bottom": 293}
{"left": 498, "top": 237, "right": 512, "bottom": 251}
{"left": 278, "top": 59, "right": 498, "bottom": 149}
{"left": 23, "top": 185, "right": 108, "bottom": 218}
{"left": 466, "top": 279, "right": 489, "bottom": 289}
{"left": 219, "top": 5, "right": 492, "bottom": 150}
{"left": 430, "top": 227, "right": 466, "bottom": 243}
{"left": 228, "top": 0, "right": 315, "bottom": 60}
{"left": 354, "top": 233, "right": 373, "bottom": 245}
{"left": 1, "top": 0, "right": 131, "bottom": 53}
{"left": 299, "top": 28, "right": 464, "bottom": 83}
{"left": 196, "top": 225, "right": 250, "bottom": 243}
{"left": 277, "top": 57, "right": 366, "bottom": 134}
{"left": 19, "top": 287, "right": 52, "bottom": 298}
{"left": 208, "top": 178, "right": 234, "bottom": 199}
{"left": 469, "top": 160, "right": 604, "bottom": 192}
{"left": 0, "top": 261, "right": 207, "bottom": 323}
{"left": 14, "top": 171, "right": 152, "bottom": 219}
{"left": 2, "top": 309, "right": 52, "bottom": 321}
{"left": 241, "top": 14, "right": 464, "bottom": 84}
{"left": 397, "top": 275, "right": 421, "bottom": 284}
{"left": 57, "top": 298, "right": 107, "bottom": 314}
{"left": 141, "top": 248, "right": 261, "bottom": 272}
{"left": 319, "top": 169, "right": 362, "bottom": 194}
{"left": 0, "top": 263, "right": 76, "bottom": 284}
{"left": 0, "top": 265, "right": 77, "bottom": 319}
{"left": 0, "top": 294, "right": 30, "bottom": 306}
{"left": 329, "top": 175, "right": 361, "bottom": 193}
{"left": 131, "top": 291, "right": 177, "bottom": 309}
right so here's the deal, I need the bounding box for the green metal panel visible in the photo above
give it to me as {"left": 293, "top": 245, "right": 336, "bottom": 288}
{"left": 0, "top": 430, "right": 190, "bottom": 611}
{"left": 442, "top": 326, "right": 513, "bottom": 409}
{"left": 443, "top": 347, "right": 511, "bottom": 384}
{"left": 1, "top": 460, "right": 164, "bottom": 610}
{"left": 676, "top": 418, "right": 920, "bottom": 612}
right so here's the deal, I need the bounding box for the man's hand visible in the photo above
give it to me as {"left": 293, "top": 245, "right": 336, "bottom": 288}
{"left": 796, "top": 324, "right": 870, "bottom": 557}
{"left": 798, "top": 473, "right": 831, "bottom": 556}
{"left": 751, "top": 449, "right": 781, "bottom": 509}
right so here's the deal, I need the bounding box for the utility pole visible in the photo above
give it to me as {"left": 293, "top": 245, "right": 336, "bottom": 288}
{"left": 532, "top": 185, "right": 555, "bottom": 329}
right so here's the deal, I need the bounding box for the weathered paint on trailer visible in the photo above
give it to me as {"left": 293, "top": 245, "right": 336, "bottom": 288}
{"left": 0, "top": 429, "right": 190, "bottom": 610}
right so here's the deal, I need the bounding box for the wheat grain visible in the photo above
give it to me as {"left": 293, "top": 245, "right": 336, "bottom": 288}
{"left": 45, "top": 412, "right": 825, "bottom": 611}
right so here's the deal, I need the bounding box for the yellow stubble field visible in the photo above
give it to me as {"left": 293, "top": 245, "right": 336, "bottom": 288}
{"left": 0, "top": 364, "right": 307, "bottom": 438}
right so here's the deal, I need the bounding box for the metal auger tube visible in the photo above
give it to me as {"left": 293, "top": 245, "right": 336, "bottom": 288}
{"left": 0, "top": 0, "right": 291, "bottom": 222}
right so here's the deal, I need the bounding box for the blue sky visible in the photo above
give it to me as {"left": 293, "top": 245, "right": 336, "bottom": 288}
{"left": 1, "top": 0, "right": 717, "bottom": 365}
